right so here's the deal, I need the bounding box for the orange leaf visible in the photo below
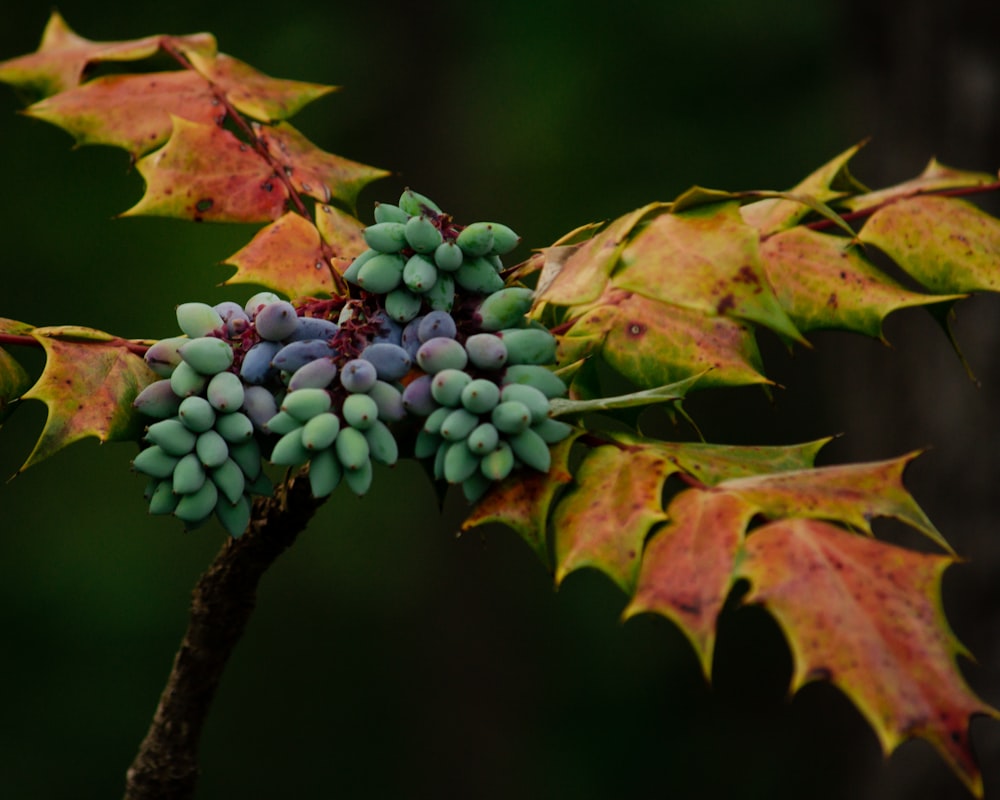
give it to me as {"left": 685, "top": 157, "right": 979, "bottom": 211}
{"left": 553, "top": 444, "right": 673, "bottom": 592}
{"left": 739, "top": 519, "right": 998, "bottom": 796}
{"left": 461, "top": 435, "right": 577, "bottom": 567}
{"left": 624, "top": 489, "right": 756, "bottom": 677}
{"left": 124, "top": 116, "right": 289, "bottom": 222}
{"left": 224, "top": 212, "right": 340, "bottom": 299}
{"left": 25, "top": 71, "right": 218, "bottom": 157}
{"left": 0, "top": 12, "right": 216, "bottom": 98}
{"left": 18, "top": 327, "right": 158, "bottom": 471}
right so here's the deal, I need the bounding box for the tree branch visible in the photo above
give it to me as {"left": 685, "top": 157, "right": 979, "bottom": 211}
{"left": 123, "top": 474, "right": 322, "bottom": 800}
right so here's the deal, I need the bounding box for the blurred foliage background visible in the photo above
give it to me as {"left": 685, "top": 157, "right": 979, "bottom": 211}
{"left": 1, "top": 1, "right": 998, "bottom": 798}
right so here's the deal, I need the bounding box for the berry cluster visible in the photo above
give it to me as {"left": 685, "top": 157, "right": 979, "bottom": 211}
{"left": 132, "top": 191, "right": 572, "bottom": 534}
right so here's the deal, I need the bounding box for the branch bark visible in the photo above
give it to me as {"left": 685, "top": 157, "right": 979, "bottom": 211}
{"left": 123, "top": 475, "right": 322, "bottom": 800}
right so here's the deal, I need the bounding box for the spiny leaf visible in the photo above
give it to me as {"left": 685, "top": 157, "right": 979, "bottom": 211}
{"left": 624, "top": 490, "right": 757, "bottom": 677}
{"left": 460, "top": 434, "right": 578, "bottom": 567}
{"left": 719, "top": 452, "right": 949, "bottom": 552}
{"left": 0, "top": 348, "right": 31, "bottom": 425}
{"left": 738, "top": 519, "right": 998, "bottom": 797}
{"left": 552, "top": 444, "right": 673, "bottom": 592}
{"left": 859, "top": 196, "right": 1000, "bottom": 293}
{"left": 758, "top": 226, "right": 958, "bottom": 339}
{"left": 841, "top": 158, "right": 998, "bottom": 213}
{"left": 18, "top": 327, "right": 158, "bottom": 471}
{"left": 124, "top": 115, "right": 289, "bottom": 222}
{"left": 255, "top": 122, "right": 390, "bottom": 211}
{"left": 184, "top": 51, "right": 335, "bottom": 123}
{"left": 562, "top": 287, "right": 768, "bottom": 390}
{"left": 24, "top": 71, "right": 218, "bottom": 157}
{"left": 535, "top": 202, "right": 668, "bottom": 307}
{"left": 0, "top": 11, "right": 216, "bottom": 98}
{"left": 740, "top": 142, "right": 868, "bottom": 234}
{"left": 222, "top": 210, "right": 363, "bottom": 299}
{"left": 615, "top": 200, "right": 806, "bottom": 344}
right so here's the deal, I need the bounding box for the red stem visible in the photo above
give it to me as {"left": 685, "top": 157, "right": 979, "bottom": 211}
{"left": 0, "top": 332, "right": 150, "bottom": 356}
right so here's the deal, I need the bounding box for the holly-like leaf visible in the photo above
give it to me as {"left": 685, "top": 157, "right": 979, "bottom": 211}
{"left": 859, "top": 196, "right": 1000, "bottom": 293}
{"left": 615, "top": 201, "right": 805, "bottom": 344}
{"left": 624, "top": 489, "right": 757, "bottom": 676}
{"left": 535, "top": 203, "right": 667, "bottom": 307}
{"left": 223, "top": 211, "right": 358, "bottom": 299}
{"left": 552, "top": 444, "right": 673, "bottom": 592}
{"left": 124, "top": 116, "right": 290, "bottom": 222}
{"left": 758, "top": 226, "right": 958, "bottom": 339}
{"left": 738, "top": 519, "right": 998, "bottom": 797}
{"left": 562, "top": 287, "right": 768, "bottom": 390}
{"left": 0, "top": 12, "right": 216, "bottom": 98}
{"left": 185, "top": 51, "right": 334, "bottom": 123}
{"left": 255, "top": 122, "right": 390, "bottom": 211}
{"left": 461, "top": 434, "right": 578, "bottom": 567}
{"left": 18, "top": 326, "right": 157, "bottom": 471}
{"left": 0, "top": 348, "right": 31, "bottom": 425}
{"left": 719, "top": 452, "right": 949, "bottom": 552}
{"left": 23, "top": 71, "right": 219, "bottom": 156}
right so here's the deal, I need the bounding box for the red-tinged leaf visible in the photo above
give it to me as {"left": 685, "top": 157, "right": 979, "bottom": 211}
{"left": 841, "top": 158, "right": 998, "bottom": 213}
{"left": 564, "top": 287, "right": 768, "bottom": 390}
{"left": 553, "top": 444, "right": 673, "bottom": 592}
{"left": 256, "top": 122, "right": 389, "bottom": 210}
{"left": 615, "top": 201, "right": 805, "bottom": 344}
{"left": 24, "top": 71, "right": 218, "bottom": 157}
{"left": 740, "top": 143, "right": 868, "bottom": 234}
{"left": 720, "top": 452, "right": 948, "bottom": 551}
{"left": 124, "top": 116, "right": 289, "bottom": 222}
{"left": 536, "top": 203, "right": 668, "bottom": 307}
{"left": 624, "top": 490, "right": 757, "bottom": 677}
{"left": 224, "top": 213, "right": 337, "bottom": 299}
{"left": 0, "top": 12, "right": 216, "bottom": 98}
{"left": 186, "top": 51, "right": 335, "bottom": 122}
{"left": 738, "top": 519, "right": 998, "bottom": 796}
{"left": 18, "top": 326, "right": 158, "bottom": 471}
{"left": 461, "top": 434, "right": 578, "bottom": 567}
{"left": 614, "top": 436, "right": 831, "bottom": 485}
{"left": 859, "top": 196, "right": 1000, "bottom": 293}
{"left": 759, "top": 226, "right": 956, "bottom": 339}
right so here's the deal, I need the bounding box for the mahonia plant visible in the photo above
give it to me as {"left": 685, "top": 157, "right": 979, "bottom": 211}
{"left": 1, "top": 13, "right": 999, "bottom": 800}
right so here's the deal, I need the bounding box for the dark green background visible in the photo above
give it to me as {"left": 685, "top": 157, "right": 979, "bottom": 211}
{"left": 1, "top": 2, "right": 998, "bottom": 799}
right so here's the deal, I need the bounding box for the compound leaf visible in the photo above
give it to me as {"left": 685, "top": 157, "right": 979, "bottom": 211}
{"left": 738, "top": 519, "right": 998, "bottom": 797}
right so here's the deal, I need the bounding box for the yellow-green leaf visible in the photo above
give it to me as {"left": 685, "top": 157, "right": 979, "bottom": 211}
{"left": 859, "top": 196, "right": 1000, "bottom": 293}
{"left": 841, "top": 158, "right": 997, "bottom": 213}
{"left": 18, "top": 327, "right": 157, "bottom": 471}
{"left": 615, "top": 201, "right": 805, "bottom": 344}
{"left": 758, "top": 226, "right": 958, "bottom": 339}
